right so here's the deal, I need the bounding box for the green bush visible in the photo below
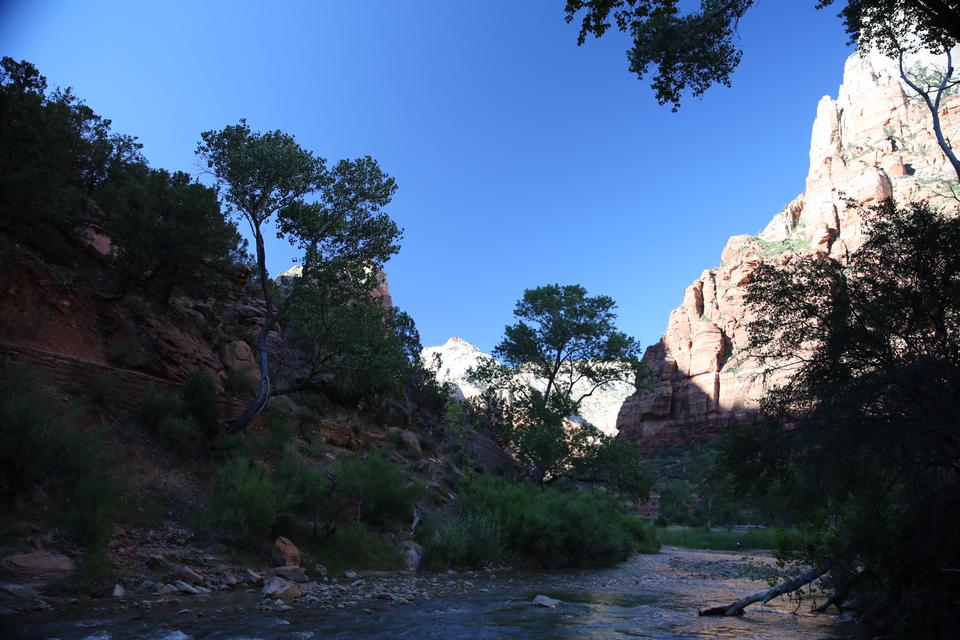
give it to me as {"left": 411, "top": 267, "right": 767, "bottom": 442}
{"left": 136, "top": 370, "right": 220, "bottom": 452}
{"left": 445, "top": 477, "right": 660, "bottom": 569}
{"left": 262, "top": 406, "right": 296, "bottom": 452}
{"left": 0, "top": 361, "right": 64, "bottom": 496}
{"left": 212, "top": 456, "right": 281, "bottom": 548}
{"left": 57, "top": 428, "right": 124, "bottom": 547}
{"left": 423, "top": 510, "right": 503, "bottom": 569}
{"left": 157, "top": 415, "right": 203, "bottom": 451}
{"left": 180, "top": 368, "right": 219, "bottom": 438}
{"left": 311, "top": 521, "right": 404, "bottom": 573}
{"left": 334, "top": 454, "right": 420, "bottom": 529}
{"left": 224, "top": 367, "right": 259, "bottom": 397}
{"left": 0, "top": 361, "right": 126, "bottom": 549}
{"left": 274, "top": 448, "right": 333, "bottom": 537}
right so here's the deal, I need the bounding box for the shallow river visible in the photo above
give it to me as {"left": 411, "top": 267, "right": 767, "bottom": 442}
{"left": 8, "top": 549, "right": 848, "bottom": 639}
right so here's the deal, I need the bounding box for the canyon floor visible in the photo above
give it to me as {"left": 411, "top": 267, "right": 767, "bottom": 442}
{"left": 7, "top": 548, "right": 849, "bottom": 640}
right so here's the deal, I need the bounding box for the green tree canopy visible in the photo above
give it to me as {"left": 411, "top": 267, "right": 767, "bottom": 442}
{"left": 101, "top": 166, "right": 244, "bottom": 303}
{"left": 470, "top": 284, "right": 649, "bottom": 495}
{"left": 563, "top": 1, "right": 960, "bottom": 109}
{"left": 0, "top": 57, "right": 142, "bottom": 258}
{"left": 197, "top": 121, "right": 401, "bottom": 431}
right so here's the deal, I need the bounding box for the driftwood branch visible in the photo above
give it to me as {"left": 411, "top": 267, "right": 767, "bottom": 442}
{"left": 699, "top": 559, "right": 834, "bottom": 617}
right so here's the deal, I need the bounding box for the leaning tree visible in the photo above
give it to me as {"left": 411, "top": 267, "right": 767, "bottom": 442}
{"left": 197, "top": 121, "right": 400, "bottom": 431}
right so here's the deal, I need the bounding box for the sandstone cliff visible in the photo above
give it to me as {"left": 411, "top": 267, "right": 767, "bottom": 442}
{"left": 617, "top": 49, "right": 960, "bottom": 452}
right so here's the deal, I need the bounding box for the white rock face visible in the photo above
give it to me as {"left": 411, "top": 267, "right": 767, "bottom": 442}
{"left": 420, "top": 337, "right": 635, "bottom": 436}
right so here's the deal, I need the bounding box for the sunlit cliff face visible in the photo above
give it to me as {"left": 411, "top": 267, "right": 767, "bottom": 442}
{"left": 617, "top": 47, "right": 960, "bottom": 450}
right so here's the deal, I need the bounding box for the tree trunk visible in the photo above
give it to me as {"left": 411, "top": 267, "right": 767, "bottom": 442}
{"left": 699, "top": 558, "right": 834, "bottom": 616}
{"left": 899, "top": 50, "right": 960, "bottom": 182}
{"left": 227, "top": 225, "right": 276, "bottom": 432}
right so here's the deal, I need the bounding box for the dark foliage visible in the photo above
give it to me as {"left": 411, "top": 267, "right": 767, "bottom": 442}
{"left": 720, "top": 200, "right": 960, "bottom": 637}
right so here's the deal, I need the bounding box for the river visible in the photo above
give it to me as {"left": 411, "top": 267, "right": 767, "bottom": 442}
{"left": 7, "top": 549, "right": 848, "bottom": 639}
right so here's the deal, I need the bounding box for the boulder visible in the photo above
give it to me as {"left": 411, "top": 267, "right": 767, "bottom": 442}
{"left": 402, "top": 541, "right": 423, "bottom": 571}
{"left": 174, "top": 580, "right": 200, "bottom": 595}
{"left": 0, "top": 583, "right": 39, "bottom": 600}
{"left": 400, "top": 431, "right": 422, "bottom": 456}
{"left": 270, "top": 566, "right": 308, "bottom": 583}
{"left": 532, "top": 595, "right": 561, "bottom": 608}
{"left": 179, "top": 566, "right": 205, "bottom": 584}
{"left": 220, "top": 340, "right": 255, "bottom": 372}
{"left": 314, "top": 564, "right": 328, "bottom": 578}
{"left": 261, "top": 576, "right": 302, "bottom": 601}
{"left": 466, "top": 431, "right": 515, "bottom": 474}
{"left": 3, "top": 551, "right": 74, "bottom": 576}
{"left": 272, "top": 537, "right": 301, "bottom": 567}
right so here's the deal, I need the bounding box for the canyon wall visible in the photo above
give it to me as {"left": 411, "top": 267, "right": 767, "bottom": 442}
{"left": 617, "top": 49, "right": 960, "bottom": 452}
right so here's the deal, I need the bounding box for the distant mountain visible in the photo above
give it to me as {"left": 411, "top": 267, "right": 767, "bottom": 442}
{"left": 420, "top": 336, "right": 635, "bottom": 436}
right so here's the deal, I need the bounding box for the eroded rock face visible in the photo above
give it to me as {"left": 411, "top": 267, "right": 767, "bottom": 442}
{"left": 617, "top": 49, "right": 960, "bottom": 452}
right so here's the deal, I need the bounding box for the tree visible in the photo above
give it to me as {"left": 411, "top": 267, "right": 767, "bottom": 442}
{"left": 101, "top": 166, "right": 244, "bottom": 303}
{"left": 707, "top": 200, "right": 960, "bottom": 636}
{"left": 196, "top": 121, "right": 400, "bottom": 431}
{"left": 471, "top": 284, "right": 649, "bottom": 494}
{"left": 0, "top": 57, "right": 142, "bottom": 258}
{"left": 562, "top": 1, "right": 960, "bottom": 107}
{"left": 474, "top": 284, "right": 643, "bottom": 409}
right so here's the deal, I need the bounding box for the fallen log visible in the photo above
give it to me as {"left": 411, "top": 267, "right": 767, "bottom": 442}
{"left": 699, "top": 559, "right": 834, "bottom": 617}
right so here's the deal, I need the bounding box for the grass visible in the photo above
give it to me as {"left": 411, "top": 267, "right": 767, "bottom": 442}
{"left": 657, "top": 525, "right": 787, "bottom": 550}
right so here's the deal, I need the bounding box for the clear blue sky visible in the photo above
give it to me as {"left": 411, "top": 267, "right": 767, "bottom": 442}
{"left": 2, "top": 1, "right": 852, "bottom": 353}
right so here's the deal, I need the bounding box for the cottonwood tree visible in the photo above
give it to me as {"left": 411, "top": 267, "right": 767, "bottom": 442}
{"left": 705, "top": 200, "right": 960, "bottom": 636}
{"left": 197, "top": 121, "right": 400, "bottom": 431}
{"left": 470, "top": 284, "right": 650, "bottom": 494}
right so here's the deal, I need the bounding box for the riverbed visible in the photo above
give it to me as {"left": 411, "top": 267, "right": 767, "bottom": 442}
{"left": 7, "top": 548, "right": 848, "bottom": 639}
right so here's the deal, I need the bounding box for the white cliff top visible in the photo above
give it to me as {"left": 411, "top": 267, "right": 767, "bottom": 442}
{"left": 420, "top": 336, "right": 635, "bottom": 436}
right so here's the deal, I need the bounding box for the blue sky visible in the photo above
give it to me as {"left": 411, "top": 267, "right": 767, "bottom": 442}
{"left": 2, "top": 1, "right": 852, "bottom": 353}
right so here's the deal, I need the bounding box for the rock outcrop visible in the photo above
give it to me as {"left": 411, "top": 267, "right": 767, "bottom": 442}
{"left": 617, "top": 49, "right": 960, "bottom": 452}
{"left": 421, "top": 336, "right": 634, "bottom": 435}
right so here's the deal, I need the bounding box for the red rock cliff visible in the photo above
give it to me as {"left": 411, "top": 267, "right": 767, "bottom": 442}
{"left": 617, "top": 49, "right": 960, "bottom": 452}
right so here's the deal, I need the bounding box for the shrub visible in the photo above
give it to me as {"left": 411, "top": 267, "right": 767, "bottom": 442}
{"left": 334, "top": 454, "right": 420, "bottom": 529}
{"left": 311, "top": 521, "right": 404, "bottom": 572}
{"left": 224, "top": 367, "right": 258, "bottom": 397}
{"left": 56, "top": 428, "right": 124, "bottom": 547}
{"left": 157, "top": 415, "right": 203, "bottom": 451}
{"left": 212, "top": 456, "right": 281, "bottom": 548}
{"left": 0, "top": 361, "right": 126, "bottom": 549}
{"left": 0, "top": 361, "right": 64, "bottom": 496}
{"left": 136, "top": 370, "right": 220, "bottom": 452}
{"left": 274, "top": 449, "right": 333, "bottom": 537}
{"left": 450, "top": 477, "right": 660, "bottom": 569}
{"left": 136, "top": 385, "right": 182, "bottom": 431}
{"left": 423, "top": 510, "right": 503, "bottom": 569}
{"left": 180, "top": 368, "right": 219, "bottom": 438}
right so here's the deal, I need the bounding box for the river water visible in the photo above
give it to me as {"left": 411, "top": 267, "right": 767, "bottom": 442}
{"left": 8, "top": 549, "right": 848, "bottom": 639}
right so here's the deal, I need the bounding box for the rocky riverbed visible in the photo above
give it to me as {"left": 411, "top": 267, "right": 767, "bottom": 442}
{"left": 5, "top": 548, "right": 851, "bottom": 639}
